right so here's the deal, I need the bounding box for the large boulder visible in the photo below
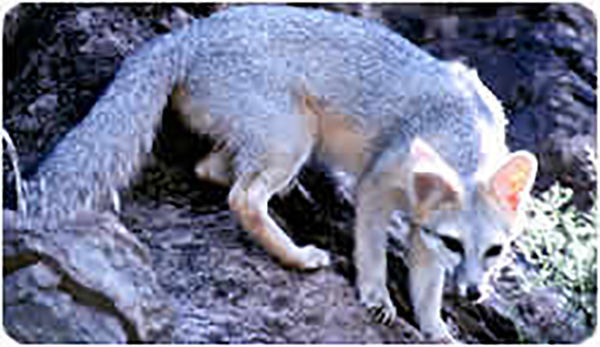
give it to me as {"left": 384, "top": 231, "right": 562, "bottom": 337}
{"left": 3, "top": 211, "right": 173, "bottom": 343}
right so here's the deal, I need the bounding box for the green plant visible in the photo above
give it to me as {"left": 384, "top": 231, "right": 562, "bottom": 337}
{"left": 517, "top": 184, "right": 597, "bottom": 329}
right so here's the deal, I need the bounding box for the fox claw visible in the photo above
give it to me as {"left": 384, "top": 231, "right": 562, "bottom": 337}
{"left": 359, "top": 285, "right": 397, "bottom": 325}
{"left": 369, "top": 306, "right": 395, "bottom": 325}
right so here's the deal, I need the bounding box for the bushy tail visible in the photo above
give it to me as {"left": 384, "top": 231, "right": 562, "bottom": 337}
{"left": 24, "top": 30, "right": 188, "bottom": 221}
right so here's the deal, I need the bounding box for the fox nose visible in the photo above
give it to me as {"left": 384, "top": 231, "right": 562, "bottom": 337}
{"left": 466, "top": 285, "right": 481, "bottom": 301}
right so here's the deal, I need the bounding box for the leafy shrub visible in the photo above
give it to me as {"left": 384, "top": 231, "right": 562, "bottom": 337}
{"left": 516, "top": 184, "right": 597, "bottom": 329}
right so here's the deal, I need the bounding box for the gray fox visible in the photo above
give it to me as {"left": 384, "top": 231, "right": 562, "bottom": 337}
{"left": 21, "top": 5, "right": 538, "bottom": 342}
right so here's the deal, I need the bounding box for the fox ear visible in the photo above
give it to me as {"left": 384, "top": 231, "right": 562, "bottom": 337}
{"left": 487, "top": 151, "right": 537, "bottom": 212}
{"left": 408, "top": 138, "right": 463, "bottom": 218}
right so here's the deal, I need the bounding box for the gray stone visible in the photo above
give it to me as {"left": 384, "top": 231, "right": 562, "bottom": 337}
{"left": 3, "top": 210, "right": 173, "bottom": 343}
{"left": 4, "top": 263, "right": 127, "bottom": 343}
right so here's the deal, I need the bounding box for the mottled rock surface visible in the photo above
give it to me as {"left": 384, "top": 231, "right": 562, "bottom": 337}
{"left": 3, "top": 211, "right": 173, "bottom": 343}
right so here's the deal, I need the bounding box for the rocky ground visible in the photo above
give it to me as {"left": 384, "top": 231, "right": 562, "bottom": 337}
{"left": 2, "top": 3, "right": 596, "bottom": 343}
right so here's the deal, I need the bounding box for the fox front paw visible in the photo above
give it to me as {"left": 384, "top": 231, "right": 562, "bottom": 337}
{"left": 296, "top": 245, "right": 330, "bottom": 270}
{"left": 359, "top": 284, "right": 397, "bottom": 325}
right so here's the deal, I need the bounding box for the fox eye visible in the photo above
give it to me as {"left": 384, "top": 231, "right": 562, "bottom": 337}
{"left": 439, "top": 235, "right": 464, "bottom": 255}
{"left": 421, "top": 226, "right": 435, "bottom": 234}
{"left": 484, "top": 245, "right": 503, "bottom": 258}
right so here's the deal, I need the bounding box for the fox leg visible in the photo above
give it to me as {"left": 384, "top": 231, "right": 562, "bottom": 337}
{"left": 354, "top": 176, "right": 398, "bottom": 325}
{"left": 408, "top": 231, "right": 454, "bottom": 342}
{"left": 194, "top": 148, "right": 231, "bottom": 186}
{"left": 227, "top": 134, "right": 330, "bottom": 270}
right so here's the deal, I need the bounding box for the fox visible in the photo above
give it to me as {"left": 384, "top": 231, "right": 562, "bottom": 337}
{"left": 18, "top": 5, "right": 538, "bottom": 342}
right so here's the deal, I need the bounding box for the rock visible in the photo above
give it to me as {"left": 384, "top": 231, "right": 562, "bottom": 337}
{"left": 3, "top": 210, "right": 174, "bottom": 343}
{"left": 488, "top": 260, "right": 590, "bottom": 343}
{"left": 26, "top": 93, "right": 58, "bottom": 119}
{"left": 4, "top": 262, "right": 128, "bottom": 343}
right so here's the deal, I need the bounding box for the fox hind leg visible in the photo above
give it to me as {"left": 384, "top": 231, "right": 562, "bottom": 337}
{"left": 227, "top": 126, "right": 330, "bottom": 270}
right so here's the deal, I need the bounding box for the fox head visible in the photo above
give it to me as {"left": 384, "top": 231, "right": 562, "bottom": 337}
{"left": 405, "top": 138, "right": 537, "bottom": 302}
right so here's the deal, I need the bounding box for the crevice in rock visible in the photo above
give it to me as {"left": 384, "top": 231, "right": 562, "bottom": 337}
{"left": 56, "top": 274, "right": 141, "bottom": 343}
{"left": 3, "top": 252, "right": 42, "bottom": 276}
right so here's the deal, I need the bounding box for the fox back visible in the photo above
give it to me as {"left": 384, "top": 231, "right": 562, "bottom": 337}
{"left": 176, "top": 6, "right": 507, "bottom": 177}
